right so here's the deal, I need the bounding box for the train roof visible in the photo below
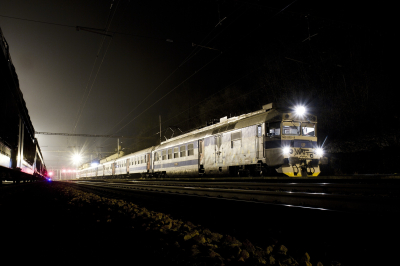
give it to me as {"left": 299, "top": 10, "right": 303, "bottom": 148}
{"left": 156, "top": 104, "right": 281, "bottom": 149}
{"left": 156, "top": 103, "right": 317, "bottom": 150}
{"left": 108, "top": 146, "right": 155, "bottom": 162}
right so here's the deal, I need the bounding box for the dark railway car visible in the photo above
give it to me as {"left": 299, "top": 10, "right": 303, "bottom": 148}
{"left": 1, "top": 26, "right": 47, "bottom": 183}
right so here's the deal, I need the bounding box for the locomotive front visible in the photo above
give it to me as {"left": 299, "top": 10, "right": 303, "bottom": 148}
{"left": 266, "top": 106, "right": 323, "bottom": 177}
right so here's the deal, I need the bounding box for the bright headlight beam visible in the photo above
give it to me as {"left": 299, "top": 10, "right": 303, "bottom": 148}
{"left": 295, "top": 106, "right": 306, "bottom": 116}
{"left": 283, "top": 147, "right": 290, "bottom": 154}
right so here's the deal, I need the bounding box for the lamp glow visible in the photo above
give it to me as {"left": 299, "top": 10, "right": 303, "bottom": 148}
{"left": 282, "top": 147, "right": 291, "bottom": 154}
{"left": 315, "top": 148, "right": 324, "bottom": 156}
{"left": 295, "top": 106, "right": 306, "bottom": 116}
{"left": 72, "top": 153, "right": 82, "bottom": 165}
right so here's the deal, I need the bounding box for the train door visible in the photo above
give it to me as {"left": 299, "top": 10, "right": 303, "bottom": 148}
{"left": 146, "top": 153, "right": 151, "bottom": 172}
{"left": 256, "top": 124, "right": 264, "bottom": 159}
{"left": 199, "top": 139, "right": 205, "bottom": 165}
{"left": 198, "top": 139, "right": 205, "bottom": 174}
{"left": 126, "top": 158, "right": 130, "bottom": 173}
{"left": 215, "top": 135, "right": 222, "bottom": 164}
{"left": 112, "top": 163, "right": 115, "bottom": 176}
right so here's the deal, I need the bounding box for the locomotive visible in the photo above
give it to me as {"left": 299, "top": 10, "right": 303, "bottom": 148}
{"left": 77, "top": 103, "right": 324, "bottom": 179}
{"left": 1, "top": 26, "right": 47, "bottom": 182}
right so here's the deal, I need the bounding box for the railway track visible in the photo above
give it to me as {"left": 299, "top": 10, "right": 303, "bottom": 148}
{"left": 69, "top": 180, "right": 400, "bottom": 213}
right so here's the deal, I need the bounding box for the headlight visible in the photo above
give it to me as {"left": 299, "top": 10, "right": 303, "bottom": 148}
{"left": 315, "top": 148, "right": 323, "bottom": 156}
{"left": 283, "top": 147, "right": 291, "bottom": 155}
{"left": 295, "top": 106, "right": 306, "bottom": 116}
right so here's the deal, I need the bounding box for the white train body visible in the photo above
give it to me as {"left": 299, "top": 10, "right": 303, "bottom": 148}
{"left": 77, "top": 103, "right": 322, "bottom": 178}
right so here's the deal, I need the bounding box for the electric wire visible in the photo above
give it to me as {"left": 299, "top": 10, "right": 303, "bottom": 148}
{"left": 72, "top": 0, "right": 120, "bottom": 134}
{"left": 109, "top": 0, "right": 302, "bottom": 150}
{"left": 103, "top": 3, "right": 248, "bottom": 136}
{"left": 1, "top": 2, "right": 334, "bottom": 164}
{"left": 102, "top": 3, "right": 249, "bottom": 140}
{"left": 111, "top": 0, "right": 299, "bottom": 137}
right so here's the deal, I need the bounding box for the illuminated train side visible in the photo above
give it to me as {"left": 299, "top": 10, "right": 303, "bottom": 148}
{"left": 77, "top": 103, "right": 324, "bottom": 178}
{"left": 1, "top": 27, "right": 48, "bottom": 182}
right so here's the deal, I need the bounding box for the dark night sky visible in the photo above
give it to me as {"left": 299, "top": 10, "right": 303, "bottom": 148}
{"left": 0, "top": 1, "right": 384, "bottom": 171}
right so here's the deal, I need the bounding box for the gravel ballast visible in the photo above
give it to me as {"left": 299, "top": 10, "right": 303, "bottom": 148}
{"left": 0, "top": 181, "right": 328, "bottom": 265}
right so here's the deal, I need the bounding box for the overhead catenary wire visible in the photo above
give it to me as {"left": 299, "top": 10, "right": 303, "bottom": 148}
{"left": 71, "top": 0, "right": 121, "bottom": 135}
{"left": 102, "top": 2, "right": 248, "bottom": 137}
{"left": 1, "top": 2, "right": 337, "bottom": 161}
{"left": 104, "top": 0, "right": 306, "bottom": 150}
{"left": 79, "top": 2, "right": 246, "bottom": 153}
{"left": 0, "top": 14, "right": 222, "bottom": 44}
{"left": 110, "top": 0, "right": 299, "bottom": 136}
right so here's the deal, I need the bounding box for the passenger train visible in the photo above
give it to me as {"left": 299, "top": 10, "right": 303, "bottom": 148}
{"left": 1, "top": 26, "right": 47, "bottom": 182}
{"left": 77, "top": 103, "right": 324, "bottom": 179}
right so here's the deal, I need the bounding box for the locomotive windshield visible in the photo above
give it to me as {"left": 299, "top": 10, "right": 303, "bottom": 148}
{"left": 282, "top": 122, "right": 316, "bottom": 136}
{"left": 268, "top": 122, "right": 281, "bottom": 136}
{"left": 283, "top": 122, "right": 300, "bottom": 135}
{"left": 302, "top": 123, "right": 316, "bottom": 137}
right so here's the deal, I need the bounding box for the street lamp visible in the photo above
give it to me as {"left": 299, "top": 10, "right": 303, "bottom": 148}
{"left": 72, "top": 153, "right": 82, "bottom": 165}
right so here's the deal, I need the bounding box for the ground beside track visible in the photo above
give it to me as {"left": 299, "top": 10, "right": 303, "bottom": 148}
{"left": 1, "top": 181, "right": 398, "bottom": 265}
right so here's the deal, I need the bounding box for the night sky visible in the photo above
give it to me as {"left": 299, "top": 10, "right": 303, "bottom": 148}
{"left": 0, "top": 1, "right": 385, "bottom": 172}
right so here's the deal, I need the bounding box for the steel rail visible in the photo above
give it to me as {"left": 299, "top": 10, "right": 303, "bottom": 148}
{"left": 74, "top": 181, "right": 399, "bottom": 213}
{"left": 95, "top": 180, "right": 400, "bottom": 195}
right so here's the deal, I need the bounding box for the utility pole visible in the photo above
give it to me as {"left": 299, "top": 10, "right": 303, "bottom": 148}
{"left": 117, "top": 138, "right": 120, "bottom": 158}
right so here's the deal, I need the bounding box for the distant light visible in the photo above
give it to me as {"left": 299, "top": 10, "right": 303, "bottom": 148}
{"left": 49, "top": 172, "right": 53, "bottom": 176}
{"left": 72, "top": 153, "right": 82, "bottom": 165}
{"left": 91, "top": 162, "right": 99, "bottom": 167}
{"left": 67, "top": 169, "right": 71, "bottom": 172}
{"left": 295, "top": 106, "right": 306, "bottom": 116}
{"left": 47, "top": 178, "right": 52, "bottom": 182}
{"left": 62, "top": 169, "right": 66, "bottom": 173}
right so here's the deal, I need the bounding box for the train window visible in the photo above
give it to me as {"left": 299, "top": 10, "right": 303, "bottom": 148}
{"left": 283, "top": 122, "right": 300, "bottom": 135}
{"left": 174, "top": 147, "right": 179, "bottom": 158}
{"left": 257, "top": 125, "right": 262, "bottom": 137}
{"left": 154, "top": 152, "right": 159, "bottom": 161}
{"left": 188, "top": 144, "right": 194, "bottom": 156}
{"left": 162, "top": 150, "right": 166, "bottom": 160}
{"left": 180, "top": 146, "right": 186, "bottom": 157}
{"left": 301, "top": 123, "right": 316, "bottom": 137}
{"left": 141, "top": 156, "right": 144, "bottom": 164}
{"left": 231, "top": 131, "right": 242, "bottom": 148}
{"left": 268, "top": 122, "right": 280, "bottom": 136}
{"left": 168, "top": 149, "right": 172, "bottom": 159}
{"left": 231, "top": 131, "right": 241, "bottom": 140}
